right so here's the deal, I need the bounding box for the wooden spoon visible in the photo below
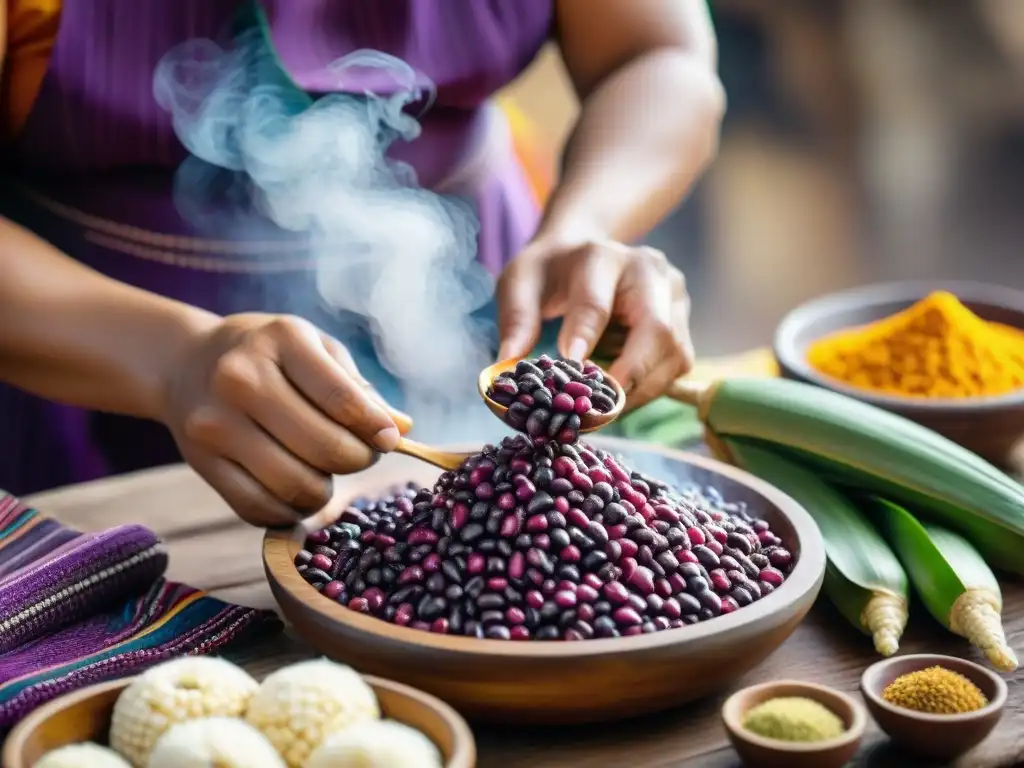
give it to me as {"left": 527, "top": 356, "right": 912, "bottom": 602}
{"left": 393, "top": 438, "right": 472, "bottom": 472}
{"left": 477, "top": 357, "right": 626, "bottom": 433}
{"left": 391, "top": 358, "right": 626, "bottom": 472}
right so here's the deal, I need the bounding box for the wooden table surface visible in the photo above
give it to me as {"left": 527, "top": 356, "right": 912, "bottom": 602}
{"left": 25, "top": 463, "right": 1024, "bottom": 768}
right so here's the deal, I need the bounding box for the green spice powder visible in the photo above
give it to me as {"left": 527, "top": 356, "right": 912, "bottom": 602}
{"left": 742, "top": 696, "right": 846, "bottom": 743}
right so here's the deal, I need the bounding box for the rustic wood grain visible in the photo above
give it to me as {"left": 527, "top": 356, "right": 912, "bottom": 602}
{"left": 24, "top": 464, "right": 1024, "bottom": 768}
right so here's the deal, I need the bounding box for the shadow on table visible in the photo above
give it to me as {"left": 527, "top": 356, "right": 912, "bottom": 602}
{"left": 688, "top": 740, "right": 955, "bottom": 768}
{"left": 854, "top": 742, "right": 954, "bottom": 768}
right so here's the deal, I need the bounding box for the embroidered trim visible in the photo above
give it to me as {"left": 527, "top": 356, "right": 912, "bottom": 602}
{"left": 83, "top": 231, "right": 315, "bottom": 273}
{"left": 21, "top": 186, "right": 291, "bottom": 255}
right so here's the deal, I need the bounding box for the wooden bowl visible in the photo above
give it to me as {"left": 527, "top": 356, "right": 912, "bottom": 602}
{"left": 774, "top": 281, "right": 1024, "bottom": 467}
{"left": 721, "top": 680, "right": 867, "bottom": 768}
{"left": 264, "top": 437, "right": 827, "bottom": 724}
{"left": 860, "top": 654, "right": 1007, "bottom": 760}
{"left": 3, "top": 674, "right": 475, "bottom": 768}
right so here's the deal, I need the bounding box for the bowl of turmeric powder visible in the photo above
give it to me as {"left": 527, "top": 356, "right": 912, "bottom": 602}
{"left": 773, "top": 281, "right": 1024, "bottom": 467}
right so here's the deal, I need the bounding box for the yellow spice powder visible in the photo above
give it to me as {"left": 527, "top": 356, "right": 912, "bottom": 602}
{"left": 882, "top": 666, "right": 988, "bottom": 714}
{"left": 807, "top": 291, "right": 1024, "bottom": 398}
{"left": 742, "top": 696, "right": 846, "bottom": 742}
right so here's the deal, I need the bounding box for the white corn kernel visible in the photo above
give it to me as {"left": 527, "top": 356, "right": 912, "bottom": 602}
{"left": 147, "top": 716, "right": 285, "bottom": 768}
{"left": 33, "top": 742, "right": 132, "bottom": 768}
{"left": 109, "top": 657, "right": 259, "bottom": 767}
{"left": 305, "top": 719, "right": 442, "bottom": 768}
{"left": 245, "top": 659, "right": 379, "bottom": 768}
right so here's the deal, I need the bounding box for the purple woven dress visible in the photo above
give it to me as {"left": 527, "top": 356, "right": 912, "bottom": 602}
{"left": 0, "top": 0, "right": 553, "bottom": 496}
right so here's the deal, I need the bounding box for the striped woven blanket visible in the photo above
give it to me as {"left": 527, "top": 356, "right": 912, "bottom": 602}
{"left": 0, "top": 493, "right": 280, "bottom": 729}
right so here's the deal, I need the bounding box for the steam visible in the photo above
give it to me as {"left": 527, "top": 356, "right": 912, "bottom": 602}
{"left": 154, "top": 31, "right": 500, "bottom": 441}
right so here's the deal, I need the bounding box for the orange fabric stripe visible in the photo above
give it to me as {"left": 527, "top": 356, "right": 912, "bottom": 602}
{"left": 497, "top": 96, "right": 556, "bottom": 207}
{"left": 1, "top": 0, "right": 61, "bottom": 139}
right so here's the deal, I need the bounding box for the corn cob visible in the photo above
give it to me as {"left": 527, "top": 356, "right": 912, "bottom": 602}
{"left": 868, "top": 497, "right": 1018, "bottom": 671}
{"left": 723, "top": 438, "right": 909, "bottom": 655}
{"left": 671, "top": 377, "right": 1024, "bottom": 574}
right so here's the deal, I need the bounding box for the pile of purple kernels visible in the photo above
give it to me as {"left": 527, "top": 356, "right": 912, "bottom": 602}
{"left": 486, "top": 356, "right": 617, "bottom": 444}
{"left": 296, "top": 435, "right": 795, "bottom": 641}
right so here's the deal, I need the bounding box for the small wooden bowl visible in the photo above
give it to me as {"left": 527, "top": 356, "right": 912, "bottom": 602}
{"left": 477, "top": 357, "right": 625, "bottom": 433}
{"left": 774, "top": 280, "right": 1024, "bottom": 466}
{"left": 264, "top": 437, "right": 827, "bottom": 724}
{"left": 721, "top": 680, "right": 866, "bottom": 768}
{"left": 860, "top": 653, "right": 1007, "bottom": 760}
{"left": 3, "top": 674, "right": 475, "bottom": 768}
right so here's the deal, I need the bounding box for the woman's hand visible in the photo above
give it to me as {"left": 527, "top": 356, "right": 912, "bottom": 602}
{"left": 162, "top": 313, "right": 411, "bottom": 527}
{"left": 496, "top": 237, "right": 694, "bottom": 409}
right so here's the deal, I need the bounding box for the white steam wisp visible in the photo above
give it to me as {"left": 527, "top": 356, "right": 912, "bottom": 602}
{"left": 154, "top": 33, "right": 500, "bottom": 442}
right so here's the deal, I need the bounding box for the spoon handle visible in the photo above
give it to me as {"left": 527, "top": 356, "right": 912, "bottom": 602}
{"left": 394, "top": 438, "right": 470, "bottom": 472}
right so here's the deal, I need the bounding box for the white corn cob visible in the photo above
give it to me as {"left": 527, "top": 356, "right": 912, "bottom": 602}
{"left": 244, "top": 659, "right": 380, "bottom": 768}
{"left": 33, "top": 743, "right": 132, "bottom": 768}
{"left": 146, "top": 717, "right": 285, "bottom": 768}
{"left": 109, "top": 657, "right": 259, "bottom": 767}
{"left": 305, "top": 720, "right": 443, "bottom": 768}
{"left": 724, "top": 439, "right": 910, "bottom": 656}
{"left": 672, "top": 377, "right": 1024, "bottom": 574}
{"left": 869, "top": 498, "right": 1018, "bottom": 671}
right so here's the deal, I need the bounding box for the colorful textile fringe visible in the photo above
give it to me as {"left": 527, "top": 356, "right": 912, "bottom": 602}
{"left": 0, "top": 494, "right": 280, "bottom": 729}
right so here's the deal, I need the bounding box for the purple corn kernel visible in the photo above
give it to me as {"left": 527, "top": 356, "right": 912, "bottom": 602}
{"left": 613, "top": 607, "right": 643, "bottom": 626}
{"left": 322, "top": 581, "right": 345, "bottom": 600}
{"left": 348, "top": 597, "right": 371, "bottom": 613}
{"left": 310, "top": 554, "right": 333, "bottom": 572}
{"left": 449, "top": 503, "right": 469, "bottom": 530}
{"left": 554, "top": 590, "right": 577, "bottom": 609}
{"left": 307, "top": 529, "right": 331, "bottom": 546}
{"left": 759, "top": 567, "right": 785, "bottom": 587}
{"left": 563, "top": 381, "right": 593, "bottom": 398}
{"left": 627, "top": 565, "right": 656, "bottom": 595}
{"left": 767, "top": 547, "right": 793, "bottom": 569}
{"left": 708, "top": 569, "right": 731, "bottom": 593}
{"left": 720, "top": 596, "right": 739, "bottom": 614}
{"left": 603, "top": 581, "right": 630, "bottom": 604}
{"left": 526, "top": 514, "right": 548, "bottom": 533}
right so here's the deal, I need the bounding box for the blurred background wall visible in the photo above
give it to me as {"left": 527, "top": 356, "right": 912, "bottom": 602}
{"left": 498, "top": 0, "right": 1024, "bottom": 355}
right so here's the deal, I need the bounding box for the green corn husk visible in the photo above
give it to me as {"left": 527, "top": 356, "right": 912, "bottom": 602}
{"left": 677, "top": 377, "right": 1024, "bottom": 575}
{"left": 867, "top": 497, "right": 1017, "bottom": 671}
{"left": 724, "top": 439, "right": 909, "bottom": 656}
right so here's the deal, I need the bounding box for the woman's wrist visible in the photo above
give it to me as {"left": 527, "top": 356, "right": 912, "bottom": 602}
{"left": 146, "top": 301, "right": 221, "bottom": 423}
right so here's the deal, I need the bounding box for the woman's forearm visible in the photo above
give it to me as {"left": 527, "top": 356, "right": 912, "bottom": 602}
{"left": 0, "top": 217, "right": 217, "bottom": 419}
{"left": 536, "top": 47, "right": 725, "bottom": 245}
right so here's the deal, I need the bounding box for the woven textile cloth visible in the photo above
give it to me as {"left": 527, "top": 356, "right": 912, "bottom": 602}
{"left": 0, "top": 493, "right": 280, "bottom": 729}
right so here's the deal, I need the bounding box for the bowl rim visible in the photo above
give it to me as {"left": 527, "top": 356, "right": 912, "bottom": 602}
{"left": 859, "top": 653, "right": 1008, "bottom": 724}
{"left": 263, "top": 438, "right": 827, "bottom": 659}
{"left": 773, "top": 280, "right": 1024, "bottom": 411}
{"left": 720, "top": 679, "right": 867, "bottom": 754}
{"left": 2, "top": 674, "right": 477, "bottom": 768}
